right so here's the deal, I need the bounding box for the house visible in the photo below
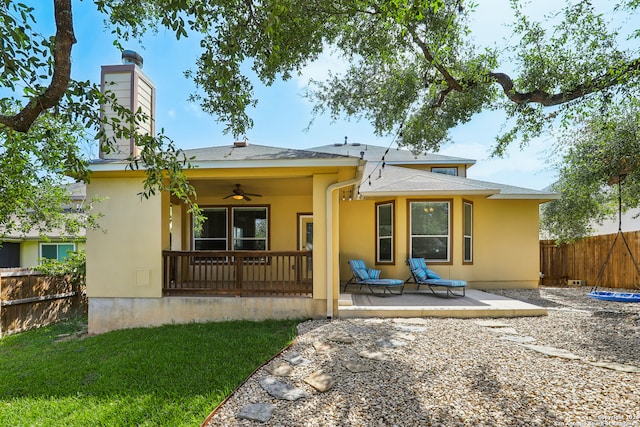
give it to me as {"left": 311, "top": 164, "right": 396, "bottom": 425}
{"left": 85, "top": 54, "right": 559, "bottom": 334}
{"left": 589, "top": 209, "right": 640, "bottom": 236}
{"left": 0, "top": 183, "right": 86, "bottom": 268}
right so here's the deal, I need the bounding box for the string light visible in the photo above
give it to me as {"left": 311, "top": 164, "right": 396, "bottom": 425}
{"left": 362, "top": 123, "right": 404, "bottom": 190}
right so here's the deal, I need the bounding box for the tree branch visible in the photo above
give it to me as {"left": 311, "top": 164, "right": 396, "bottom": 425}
{"left": 0, "top": 0, "right": 76, "bottom": 133}
{"left": 408, "top": 27, "right": 463, "bottom": 93}
{"left": 489, "top": 58, "right": 640, "bottom": 107}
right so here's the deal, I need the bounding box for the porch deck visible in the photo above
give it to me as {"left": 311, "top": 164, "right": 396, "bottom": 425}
{"left": 338, "top": 288, "right": 547, "bottom": 318}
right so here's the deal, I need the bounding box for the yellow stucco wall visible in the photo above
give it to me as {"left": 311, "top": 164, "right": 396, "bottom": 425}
{"left": 20, "top": 241, "right": 40, "bottom": 268}
{"left": 339, "top": 196, "right": 541, "bottom": 289}
{"left": 86, "top": 176, "right": 167, "bottom": 298}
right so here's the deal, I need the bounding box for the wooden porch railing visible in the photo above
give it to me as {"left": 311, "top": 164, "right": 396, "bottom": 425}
{"left": 162, "top": 250, "right": 313, "bottom": 296}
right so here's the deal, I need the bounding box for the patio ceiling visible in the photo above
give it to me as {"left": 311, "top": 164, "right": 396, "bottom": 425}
{"left": 188, "top": 176, "right": 314, "bottom": 199}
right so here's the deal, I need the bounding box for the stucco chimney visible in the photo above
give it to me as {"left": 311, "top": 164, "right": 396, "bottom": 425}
{"left": 99, "top": 50, "right": 155, "bottom": 160}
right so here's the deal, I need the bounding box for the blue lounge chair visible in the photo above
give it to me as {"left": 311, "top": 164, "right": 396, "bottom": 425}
{"left": 344, "top": 259, "right": 405, "bottom": 295}
{"left": 407, "top": 258, "right": 466, "bottom": 297}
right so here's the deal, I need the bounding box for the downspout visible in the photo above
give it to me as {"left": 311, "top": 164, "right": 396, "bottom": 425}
{"left": 325, "top": 162, "right": 365, "bottom": 319}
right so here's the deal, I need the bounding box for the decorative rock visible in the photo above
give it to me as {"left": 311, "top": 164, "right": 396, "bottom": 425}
{"left": 342, "top": 359, "right": 371, "bottom": 373}
{"left": 394, "top": 332, "right": 416, "bottom": 341}
{"left": 375, "top": 338, "right": 407, "bottom": 348}
{"left": 326, "top": 332, "right": 355, "bottom": 344}
{"left": 499, "top": 335, "right": 536, "bottom": 344}
{"left": 362, "top": 318, "right": 386, "bottom": 324}
{"left": 394, "top": 324, "right": 427, "bottom": 333}
{"left": 584, "top": 361, "right": 640, "bottom": 373}
{"left": 237, "top": 403, "right": 275, "bottom": 423}
{"left": 313, "top": 341, "right": 335, "bottom": 352}
{"left": 487, "top": 327, "right": 519, "bottom": 335}
{"left": 474, "top": 320, "right": 511, "bottom": 328}
{"left": 205, "top": 290, "right": 640, "bottom": 427}
{"left": 358, "top": 350, "right": 389, "bottom": 361}
{"left": 393, "top": 318, "right": 429, "bottom": 325}
{"left": 520, "top": 344, "right": 582, "bottom": 360}
{"left": 282, "top": 351, "right": 311, "bottom": 366}
{"left": 265, "top": 361, "right": 294, "bottom": 376}
{"left": 304, "top": 370, "right": 335, "bottom": 392}
{"left": 259, "top": 377, "right": 309, "bottom": 401}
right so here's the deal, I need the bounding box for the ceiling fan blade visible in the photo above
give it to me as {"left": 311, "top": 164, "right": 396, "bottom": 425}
{"left": 243, "top": 195, "right": 252, "bottom": 201}
{"left": 222, "top": 194, "right": 233, "bottom": 199}
{"left": 245, "top": 192, "right": 262, "bottom": 197}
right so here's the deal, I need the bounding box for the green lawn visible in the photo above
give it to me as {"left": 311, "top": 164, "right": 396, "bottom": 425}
{"left": 0, "top": 317, "right": 300, "bottom": 426}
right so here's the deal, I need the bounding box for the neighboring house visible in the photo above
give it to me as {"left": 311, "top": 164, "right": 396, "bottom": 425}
{"left": 589, "top": 209, "right": 640, "bottom": 236}
{"left": 85, "top": 54, "right": 559, "bottom": 334}
{"left": 539, "top": 182, "right": 640, "bottom": 240}
{"left": 0, "top": 183, "right": 86, "bottom": 268}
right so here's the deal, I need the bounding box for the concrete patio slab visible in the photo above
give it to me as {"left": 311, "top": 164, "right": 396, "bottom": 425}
{"left": 338, "top": 289, "right": 547, "bottom": 318}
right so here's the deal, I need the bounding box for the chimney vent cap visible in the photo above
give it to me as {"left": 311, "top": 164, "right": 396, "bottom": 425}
{"left": 122, "top": 50, "right": 143, "bottom": 68}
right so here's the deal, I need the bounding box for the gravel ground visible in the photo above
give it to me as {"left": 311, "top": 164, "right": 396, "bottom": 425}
{"left": 204, "top": 287, "right": 640, "bottom": 427}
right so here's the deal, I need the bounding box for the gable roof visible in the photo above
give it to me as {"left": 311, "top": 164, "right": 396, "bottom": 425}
{"left": 90, "top": 143, "right": 361, "bottom": 171}
{"left": 183, "top": 143, "right": 350, "bottom": 161}
{"left": 357, "top": 163, "right": 559, "bottom": 201}
{"left": 87, "top": 141, "right": 557, "bottom": 200}
{"left": 308, "top": 143, "right": 476, "bottom": 166}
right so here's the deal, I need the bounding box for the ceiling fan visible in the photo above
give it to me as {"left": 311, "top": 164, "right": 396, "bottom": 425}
{"left": 223, "top": 184, "right": 262, "bottom": 201}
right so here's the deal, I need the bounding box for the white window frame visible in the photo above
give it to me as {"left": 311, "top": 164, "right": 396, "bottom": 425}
{"left": 375, "top": 201, "right": 394, "bottom": 264}
{"left": 39, "top": 242, "right": 76, "bottom": 262}
{"left": 430, "top": 167, "right": 458, "bottom": 176}
{"left": 409, "top": 200, "right": 451, "bottom": 263}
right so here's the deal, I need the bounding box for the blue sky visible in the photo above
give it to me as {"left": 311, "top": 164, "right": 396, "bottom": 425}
{"left": 28, "top": 1, "right": 628, "bottom": 190}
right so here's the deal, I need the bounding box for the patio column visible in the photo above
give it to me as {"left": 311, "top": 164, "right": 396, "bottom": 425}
{"left": 312, "top": 174, "right": 336, "bottom": 302}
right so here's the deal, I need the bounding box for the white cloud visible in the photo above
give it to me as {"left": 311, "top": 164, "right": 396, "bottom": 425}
{"left": 296, "top": 48, "right": 350, "bottom": 89}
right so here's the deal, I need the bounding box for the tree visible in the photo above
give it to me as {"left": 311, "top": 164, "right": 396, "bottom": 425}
{"left": 541, "top": 103, "right": 640, "bottom": 242}
{"left": 1, "top": 1, "right": 639, "bottom": 235}
{"left": 0, "top": 112, "right": 99, "bottom": 237}
{"left": 0, "top": 0, "right": 199, "bottom": 237}
{"left": 98, "top": 0, "right": 640, "bottom": 153}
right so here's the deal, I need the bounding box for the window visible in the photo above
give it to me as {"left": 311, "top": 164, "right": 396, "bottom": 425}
{"left": 463, "top": 201, "right": 473, "bottom": 263}
{"left": 194, "top": 207, "right": 268, "bottom": 251}
{"left": 194, "top": 208, "right": 227, "bottom": 250}
{"left": 409, "top": 201, "right": 450, "bottom": 262}
{"left": 376, "top": 201, "right": 394, "bottom": 263}
{"left": 431, "top": 167, "right": 458, "bottom": 176}
{"left": 0, "top": 242, "right": 20, "bottom": 267}
{"left": 232, "top": 207, "right": 267, "bottom": 250}
{"left": 40, "top": 243, "right": 76, "bottom": 262}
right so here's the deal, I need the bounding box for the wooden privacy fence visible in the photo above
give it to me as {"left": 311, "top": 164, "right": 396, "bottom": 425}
{"left": 163, "top": 250, "right": 313, "bottom": 296}
{"left": 0, "top": 269, "right": 86, "bottom": 337}
{"left": 540, "top": 231, "right": 640, "bottom": 288}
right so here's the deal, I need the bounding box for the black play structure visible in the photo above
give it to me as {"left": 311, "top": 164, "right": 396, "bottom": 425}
{"left": 588, "top": 176, "right": 640, "bottom": 302}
